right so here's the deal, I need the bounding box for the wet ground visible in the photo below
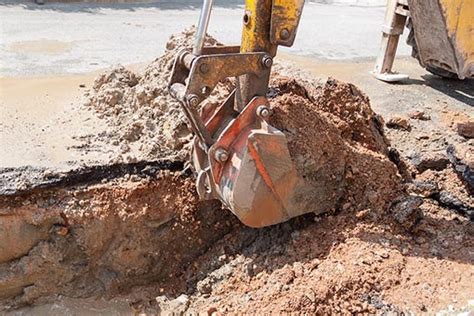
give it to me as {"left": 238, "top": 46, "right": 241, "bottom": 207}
{"left": 0, "top": 0, "right": 411, "bottom": 76}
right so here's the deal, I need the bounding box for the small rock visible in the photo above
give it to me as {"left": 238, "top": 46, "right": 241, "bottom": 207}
{"left": 159, "top": 294, "right": 190, "bottom": 313}
{"left": 120, "top": 143, "right": 130, "bottom": 153}
{"left": 175, "top": 294, "right": 189, "bottom": 305}
{"left": 130, "top": 174, "right": 141, "bottom": 182}
{"left": 409, "top": 110, "right": 430, "bottom": 120}
{"left": 280, "top": 269, "right": 295, "bottom": 285}
{"left": 446, "top": 143, "right": 474, "bottom": 191}
{"left": 386, "top": 115, "right": 411, "bottom": 131}
{"left": 457, "top": 121, "right": 474, "bottom": 139}
{"left": 291, "top": 230, "right": 301, "bottom": 240}
{"left": 416, "top": 236, "right": 427, "bottom": 244}
{"left": 387, "top": 147, "right": 401, "bottom": 165}
{"left": 197, "top": 278, "right": 213, "bottom": 295}
{"left": 409, "top": 151, "right": 449, "bottom": 172}
{"left": 438, "top": 191, "right": 474, "bottom": 220}
{"left": 415, "top": 134, "right": 430, "bottom": 140}
{"left": 356, "top": 209, "right": 370, "bottom": 219}
{"left": 390, "top": 196, "right": 423, "bottom": 230}
{"left": 42, "top": 169, "right": 53, "bottom": 178}
{"left": 55, "top": 225, "right": 69, "bottom": 236}
{"left": 342, "top": 202, "right": 352, "bottom": 211}
{"left": 306, "top": 289, "right": 316, "bottom": 303}
{"left": 406, "top": 180, "right": 439, "bottom": 197}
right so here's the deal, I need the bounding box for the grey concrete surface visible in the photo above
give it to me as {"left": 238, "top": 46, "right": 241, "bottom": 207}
{"left": 0, "top": 0, "right": 411, "bottom": 76}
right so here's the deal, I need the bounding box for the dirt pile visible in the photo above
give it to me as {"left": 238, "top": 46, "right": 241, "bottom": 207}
{"left": 83, "top": 27, "right": 229, "bottom": 163}
{"left": 83, "top": 25, "right": 401, "bottom": 214}
{"left": 167, "top": 199, "right": 473, "bottom": 314}
{"left": 269, "top": 77, "right": 400, "bottom": 213}
{"left": 1, "top": 28, "right": 473, "bottom": 314}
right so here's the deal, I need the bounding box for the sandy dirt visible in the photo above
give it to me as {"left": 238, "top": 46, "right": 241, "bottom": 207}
{"left": 1, "top": 29, "right": 473, "bottom": 315}
{"left": 81, "top": 28, "right": 229, "bottom": 165}
{"left": 0, "top": 171, "right": 234, "bottom": 308}
{"left": 0, "top": 74, "right": 105, "bottom": 169}
{"left": 6, "top": 40, "right": 74, "bottom": 55}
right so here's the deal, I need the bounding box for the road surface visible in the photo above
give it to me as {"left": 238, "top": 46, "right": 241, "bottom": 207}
{"left": 0, "top": 0, "right": 411, "bottom": 76}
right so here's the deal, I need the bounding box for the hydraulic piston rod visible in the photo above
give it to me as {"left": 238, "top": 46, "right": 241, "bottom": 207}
{"left": 193, "top": 0, "right": 214, "bottom": 56}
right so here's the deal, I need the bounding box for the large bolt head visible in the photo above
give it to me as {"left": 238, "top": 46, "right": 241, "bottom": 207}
{"left": 262, "top": 56, "right": 273, "bottom": 68}
{"left": 280, "top": 28, "right": 290, "bottom": 40}
{"left": 257, "top": 105, "right": 271, "bottom": 119}
{"left": 199, "top": 63, "right": 210, "bottom": 74}
{"left": 187, "top": 95, "right": 199, "bottom": 107}
{"left": 214, "top": 148, "right": 229, "bottom": 162}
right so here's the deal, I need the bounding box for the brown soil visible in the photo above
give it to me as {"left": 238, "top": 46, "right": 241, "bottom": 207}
{"left": 174, "top": 202, "right": 472, "bottom": 314}
{"left": 0, "top": 172, "right": 235, "bottom": 308}
{"left": 1, "top": 29, "right": 473, "bottom": 314}
{"left": 269, "top": 77, "right": 400, "bottom": 214}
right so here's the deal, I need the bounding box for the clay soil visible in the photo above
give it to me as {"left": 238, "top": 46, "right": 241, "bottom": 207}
{"left": 1, "top": 29, "right": 473, "bottom": 314}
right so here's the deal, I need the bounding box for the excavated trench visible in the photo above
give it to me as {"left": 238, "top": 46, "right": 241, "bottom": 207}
{"left": 1, "top": 29, "right": 473, "bottom": 313}
{"left": 0, "top": 166, "right": 234, "bottom": 308}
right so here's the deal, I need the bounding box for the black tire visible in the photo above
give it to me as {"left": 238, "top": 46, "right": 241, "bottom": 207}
{"left": 405, "top": 18, "right": 459, "bottom": 79}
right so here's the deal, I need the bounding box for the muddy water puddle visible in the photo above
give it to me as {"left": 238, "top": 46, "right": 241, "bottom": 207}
{"left": 0, "top": 73, "right": 109, "bottom": 169}
{"left": 7, "top": 40, "right": 74, "bottom": 55}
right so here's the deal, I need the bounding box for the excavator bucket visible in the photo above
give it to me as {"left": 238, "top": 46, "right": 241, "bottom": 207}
{"left": 408, "top": 0, "right": 474, "bottom": 79}
{"left": 194, "top": 96, "right": 309, "bottom": 227}
{"left": 373, "top": 0, "right": 473, "bottom": 81}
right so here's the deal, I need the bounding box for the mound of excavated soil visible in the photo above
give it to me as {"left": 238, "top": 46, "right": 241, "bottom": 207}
{"left": 269, "top": 77, "right": 400, "bottom": 213}
{"left": 83, "top": 27, "right": 232, "bottom": 163}
{"left": 85, "top": 26, "right": 400, "bottom": 214}
{"left": 1, "top": 28, "right": 473, "bottom": 314}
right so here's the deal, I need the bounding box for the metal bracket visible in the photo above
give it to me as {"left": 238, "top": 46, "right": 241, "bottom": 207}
{"left": 270, "top": 0, "right": 305, "bottom": 47}
{"left": 168, "top": 47, "right": 271, "bottom": 107}
{"left": 208, "top": 96, "right": 268, "bottom": 185}
{"left": 186, "top": 52, "right": 271, "bottom": 104}
{"left": 168, "top": 46, "right": 272, "bottom": 148}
